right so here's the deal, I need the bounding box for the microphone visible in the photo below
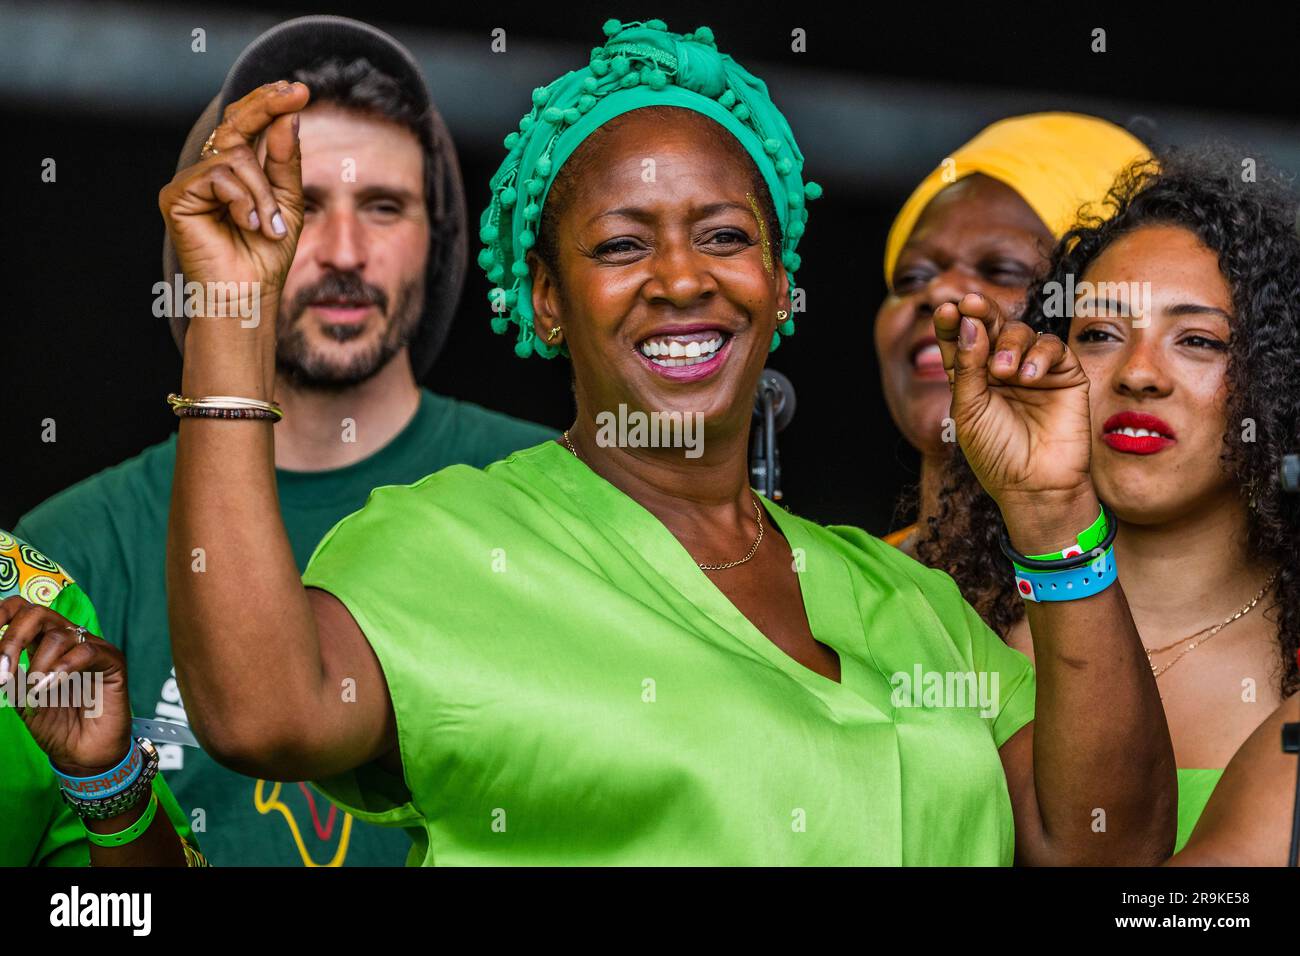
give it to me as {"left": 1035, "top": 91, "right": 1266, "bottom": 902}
{"left": 754, "top": 368, "right": 797, "bottom": 432}
{"left": 750, "top": 369, "right": 797, "bottom": 501}
{"left": 1281, "top": 453, "right": 1299, "bottom": 493}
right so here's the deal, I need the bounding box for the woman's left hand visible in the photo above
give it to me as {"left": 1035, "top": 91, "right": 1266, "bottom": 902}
{"left": 934, "top": 292, "right": 1097, "bottom": 546}
{"left": 0, "top": 597, "right": 132, "bottom": 777}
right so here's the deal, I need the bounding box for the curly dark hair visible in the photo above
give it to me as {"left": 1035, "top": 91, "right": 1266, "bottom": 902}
{"left": 916, "top": 145, "right": 1300, "bottom": 696}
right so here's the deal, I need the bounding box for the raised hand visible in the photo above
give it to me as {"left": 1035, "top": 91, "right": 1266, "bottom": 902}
{"left": 934, "top": 292, "right": 1097, "bottom": 549}
{"left": 158, "top": 81, "right": 309, "bottom": 302}
{"left": 0, "top": 597, "right": 131, "bottom": 777}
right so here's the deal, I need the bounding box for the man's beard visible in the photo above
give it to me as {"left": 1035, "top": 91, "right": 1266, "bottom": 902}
{"left": 275, "top": 270, "right": 425, "bottom": 391}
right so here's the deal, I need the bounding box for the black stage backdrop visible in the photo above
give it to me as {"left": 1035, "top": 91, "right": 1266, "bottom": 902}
{"left": 6, "top": 2, "right": 1299, "bottom": 532}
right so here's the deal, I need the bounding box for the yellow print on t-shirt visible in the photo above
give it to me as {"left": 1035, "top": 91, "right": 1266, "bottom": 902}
{"left": 254, "top": 779, "right": 355, "bottom": 867}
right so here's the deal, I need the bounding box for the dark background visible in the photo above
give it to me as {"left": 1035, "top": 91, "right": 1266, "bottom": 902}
{"left": 6, "top": 1, "right": 1300, "bottom": 532}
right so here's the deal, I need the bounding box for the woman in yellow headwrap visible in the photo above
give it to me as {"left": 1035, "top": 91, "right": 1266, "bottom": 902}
{"left": 875, "top": 113, "right": 1149, "bottom": 554}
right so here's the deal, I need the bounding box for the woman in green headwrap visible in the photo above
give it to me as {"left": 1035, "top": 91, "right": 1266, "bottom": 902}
{"left": 158, "top": 19, "right": 1175, "bottom": 865}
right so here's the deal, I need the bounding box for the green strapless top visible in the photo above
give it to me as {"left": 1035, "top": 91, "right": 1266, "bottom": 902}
{"left": 1176, "top": 768, "right": 1224, "bottom": 853}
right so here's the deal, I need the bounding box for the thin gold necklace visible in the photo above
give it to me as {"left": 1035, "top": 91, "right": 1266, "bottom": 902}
{"left": 560, "top": 430, "right": 764, "bottom": 571}
{"left": 1147, "top": 567, "right": 1279, "bottom": 679}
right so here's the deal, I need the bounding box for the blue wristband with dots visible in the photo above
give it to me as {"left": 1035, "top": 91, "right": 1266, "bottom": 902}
{"left": 1012, "top": 545, "right": 1117, "bottom": 602}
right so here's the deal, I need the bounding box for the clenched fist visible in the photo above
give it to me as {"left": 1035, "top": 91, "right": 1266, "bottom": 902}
{"left": 934, "top": 292, "right": 1099, "bottom": 551}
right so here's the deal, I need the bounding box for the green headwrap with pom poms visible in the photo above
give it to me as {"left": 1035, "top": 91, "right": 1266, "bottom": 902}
{"left": 478, "top": 18, "right": 821, "bottom": 359}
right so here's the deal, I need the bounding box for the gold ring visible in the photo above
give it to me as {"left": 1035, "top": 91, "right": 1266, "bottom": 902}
{"left": 200, "top": 129, "right": 221, "bottom": 159}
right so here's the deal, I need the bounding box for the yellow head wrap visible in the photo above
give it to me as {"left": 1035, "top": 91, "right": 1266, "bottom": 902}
{"left": 882, "top": 112, "right": 1150, "bottom": 286}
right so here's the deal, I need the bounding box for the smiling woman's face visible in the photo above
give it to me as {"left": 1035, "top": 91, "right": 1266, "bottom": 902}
{"left": 874, "top": 174, "right": 1053, "bottom": 458}
{"left": 1070, "top": 224, "right": 1237, "bottom": 524}
{"left": 529, "top": 107, "right": 787, "bottom": 443}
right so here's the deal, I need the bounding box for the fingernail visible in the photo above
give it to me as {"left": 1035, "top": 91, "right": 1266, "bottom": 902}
{"left": 249, "top": 209, "right": 260, "bottom": 230}
{"left": 272, "top": 211, "right": 286, "bottom": 236}
{"left": 995, "top": 349, "right": 1015, "bottom": 366}
{"left": 959, "top": 317, "right": 977, "bottom": 348}
{"left": 0, "top": 655, "right": 9, "bottom": 684}
{"left": 1023, "top": 362, "right": 1039, "bottom": 377}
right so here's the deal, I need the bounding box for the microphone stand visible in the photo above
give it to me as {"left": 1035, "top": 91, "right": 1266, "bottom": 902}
{"left": 750, "top": 387, "right": 781, "bottom": 500}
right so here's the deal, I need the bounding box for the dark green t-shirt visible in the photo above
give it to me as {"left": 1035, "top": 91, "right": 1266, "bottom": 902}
{"left": 15, "top": 390, "right": 556, "bottom": 866}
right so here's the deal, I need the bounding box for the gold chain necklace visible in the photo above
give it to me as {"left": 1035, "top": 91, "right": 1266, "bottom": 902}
{"left": 1147, "top": 567, "right": 1279, "bottom": 679}
{"left": 560, "top": 430, "right": 764, "bottom": 571}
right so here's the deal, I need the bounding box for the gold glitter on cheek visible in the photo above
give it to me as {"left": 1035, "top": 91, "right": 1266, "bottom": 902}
{"left": 746, "top": 191, "right": 774, "bottom": 278}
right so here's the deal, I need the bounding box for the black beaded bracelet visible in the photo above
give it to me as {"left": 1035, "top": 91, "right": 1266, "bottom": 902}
{"left": 998, "top": 501, "right": 1119, "bottom": 571}
{"left": 175, "top": 406, "right": 280, "bottom": 421}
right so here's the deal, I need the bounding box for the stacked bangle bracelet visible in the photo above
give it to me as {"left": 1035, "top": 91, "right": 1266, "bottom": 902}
{"left": 999, "top": 503, "right": 1120, "bottom": 603}
{"left": 167, "top": 393, "right": 283, "bottom": 422}
{"left": 53, "top": 737, "right": 160, "bottom": 823}
{"left": 51, "top": 737, "right": 206, "bottom": 858}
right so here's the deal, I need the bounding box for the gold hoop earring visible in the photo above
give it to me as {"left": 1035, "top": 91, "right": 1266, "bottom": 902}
{"left": 547, "top": 326, "right": 562, "bottom": 343}
{"left": 777, "top": 310, "right": 788, "bottom": 321}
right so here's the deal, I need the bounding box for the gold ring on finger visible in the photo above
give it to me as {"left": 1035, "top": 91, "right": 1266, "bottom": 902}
{"left": 200, "top": 129, "right": 221, "bottom": 159}
{"left": 68, "top": 625, "right": 88, "bottom": 645}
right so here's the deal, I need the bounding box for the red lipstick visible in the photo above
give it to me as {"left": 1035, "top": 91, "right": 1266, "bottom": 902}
{"left": 1101, "top": 410, "right": 1177, "bottom": 455}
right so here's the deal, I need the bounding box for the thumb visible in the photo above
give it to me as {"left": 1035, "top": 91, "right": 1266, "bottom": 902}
{"left": 951, "top": 315, "right": 992, "bottom": 423}
{"left": 263, "top": 110, "right": 302, "bottom": 207}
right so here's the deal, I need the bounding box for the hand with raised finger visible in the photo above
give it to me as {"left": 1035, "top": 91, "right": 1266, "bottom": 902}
{"left": 933, "top": 292, "right": 1097, "bottom": 549}
{"left": 0, "top": 596, "right": 131, "bottom": 777}
{"left": 158, "top": 81, "right": 309, "bottom": 308}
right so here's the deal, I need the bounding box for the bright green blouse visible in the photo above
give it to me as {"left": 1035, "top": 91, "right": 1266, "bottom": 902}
{"left": 304, "top": 441, "right": 1037, "bottom": 865}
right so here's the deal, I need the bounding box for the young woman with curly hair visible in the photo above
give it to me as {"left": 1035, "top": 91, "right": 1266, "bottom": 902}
{"left": 917, "top": 147, "right": 1300, "bottom": 857}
